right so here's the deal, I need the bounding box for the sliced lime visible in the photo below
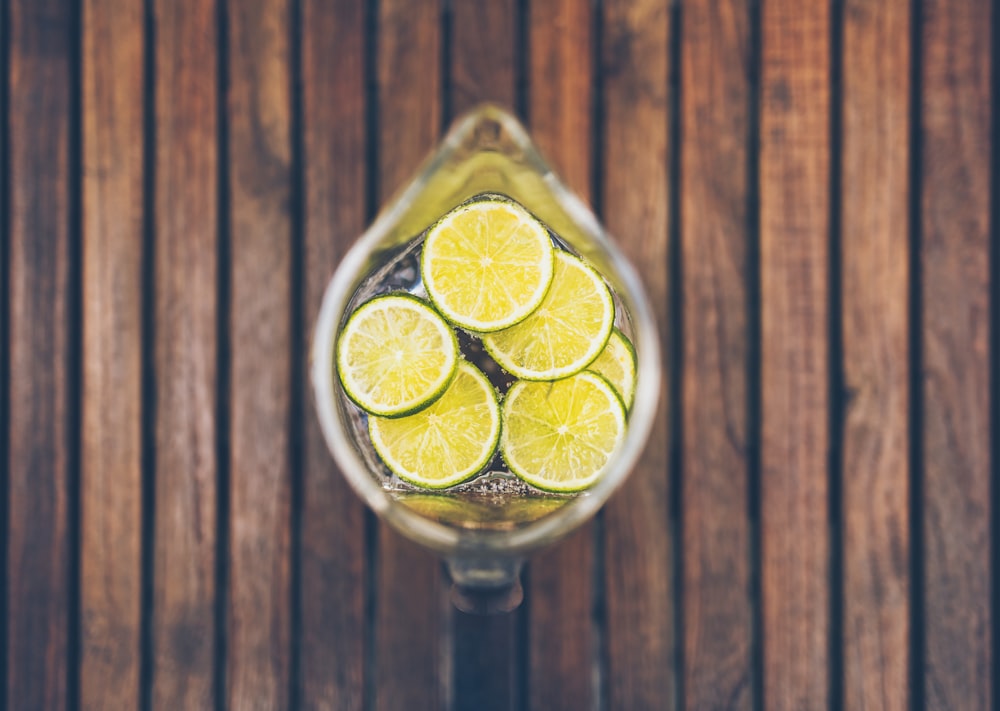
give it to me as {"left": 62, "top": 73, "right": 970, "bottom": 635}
{"left": 500, "top": 371, "right": 626, "bottom": 492}
{"left": 421, "top": 195, "right": 554, "bottom": 332}
{"left": 587, "top": 328, "right": 636, "bottom": 410}
{"left": 483, "top": 250, "right": 614, "bottom": 380}
{"left": 336, "top": 294, "right": 458, "bottom": 417}
{"left": 369, "top": 361, "right": 501, "bottom": 489}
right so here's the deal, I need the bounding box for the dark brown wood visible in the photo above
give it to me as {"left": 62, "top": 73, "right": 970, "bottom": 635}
{"left": 299, "top": 0, "right": 367, "bottom": 708}
{"left": 80, "top": 0, "right": 144, "bottom": 708}
{"left": 529, "top": 0, "right": 592, "bottom": 193}
{"left": 680, "top": 0, "right": 752, "bottom": 707}
{"left": 760, "top": 0, "right": 830, "bottom": 708}
{"left": 452, "top": 611, "right": 517, "bottom": 711}
{"left": 151, "top": 1, "right": 218, "bottom": 708}
{"left": 7, "top": 1, "right": 73, "bottom": 708}
{"left": 527, "top": 2, "right": 595, "bottom": 709}
{"left": 374, "top": 2, "right": 445, "bottom": 709}
{"left": 841, "top": 1, "right": 911, "bottom": 708}
{"left": 448, "top": 4, "right": 521, "bottom": 709}
{"left": 920, "top": 0, "right": 992, "bottom": 708}
{"left": 226, "top": 0, "right": 292, "bottom": 707}
{"left": 8, "top": 1, "right": 999, "bottom": 706}
{"left": 451, "top": 0, "right": 516, "bottom": 115}
{"left": 601, "top": 0, "right": 674, "bottom": 708}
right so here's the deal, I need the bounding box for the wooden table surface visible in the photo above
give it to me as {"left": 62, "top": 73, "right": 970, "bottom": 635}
{"left": 3, "top": 0, "right": 995, "bottom": 709}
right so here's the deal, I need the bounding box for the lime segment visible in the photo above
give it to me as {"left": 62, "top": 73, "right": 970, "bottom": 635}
{"left": 483, "top": 250, "right": 614, "bottom": 380}
{"left": 587, "top": 328, "right": 636, "bottom": 410}
{"left": 369, "top": 361, "right": 501, "bottom": 488}
{"left": 422, "top": 195, "right": 554, "bottom": 332}
{"left": 501, "top": 371, "right": 626, "bottom": 492}
{"left": 336, "top": 294, "right": 458, "bottom": 417}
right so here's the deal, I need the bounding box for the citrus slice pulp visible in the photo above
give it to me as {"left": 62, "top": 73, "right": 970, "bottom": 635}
{"left": 369, "top": 361, "right": 501, "bottom": 488}
{"left": 336, "top": 294, "right": 458, "bottom": 417}
{"left": 421, "top": 195, "right": 554, "bottom": 332}
{"left": 483, "top": 250, "right": 614, "bottom": 380}
{"left": 501, "top": 371, "right": 626, "bottom": 492}
{"left": 587, "top": 328, "right": 636, "bottom": 410}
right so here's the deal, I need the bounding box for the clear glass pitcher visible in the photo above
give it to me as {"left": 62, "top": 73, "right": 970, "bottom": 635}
{"left": 311, "top": 104, "right": 661, "bottom": 613}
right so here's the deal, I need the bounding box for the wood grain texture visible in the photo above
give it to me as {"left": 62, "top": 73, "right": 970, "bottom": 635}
{"left": 841, "top": 0, "right": 911, "bottom": 708}
{"left": 374, "top": 2, "right": 445, "bottom": 709}
{"left": 151, "top": 1, "right": 218, "bottom": 708}
{"left": 759, "top": 0, "right": 830, "bottom": 708}
{"left": 448, "top": 4, "right": 520, "bottom": 709}
{"left": 920, "top": 0, "right": 992, "bottom": 708}
{"left": 601, "top": 0, "right": 674, "bottom": 708}
{"left": 527, "top": 2, "right": 596, "bottom": 708}
{"left": 7, "top": 0, "right": 73, "bottom": 708}
{"left": 680, "top": 0, "right": 752, "bottom": 707}
{"left": 80, "top": 0, "right": 144, "bottom": 708}
{"left": 452, "top": 611, "right": 517, "bottom": 711}
{"left": 226, "top": 0, "right": 292, "bottom": 707}
{"left": 299, "top": 0, "right": 367, "bottom": 708}
{"left": 6, "top": 2, "right": 996, "bottom": 707}
{"left": 450, "top": 0, "right": 516, "bottom": 115}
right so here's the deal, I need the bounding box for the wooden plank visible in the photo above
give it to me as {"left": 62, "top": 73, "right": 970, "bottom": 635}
{"left": 452, "top": 611, "right": 517, "bottom": 711}
{"left": 759, "top": 0, "right": 830, "bottom": 708}
{"left": 920, "top": 0, "right": 992, "bottom": 708}
{"left": 151, "top": 1, "right": 218, "bottom": 708}
{"left": 527, "top": 2, "right": 595, "bottom": 708}
{"left": 80, "top": 0, "right": 144, "bottom": 708}
{"left": 374, "top": 1, "right": 444, "bottom": 709}
{"left": 299, "top": 0, "right": 367, "bottom": 708}
{"left": 450, "top": 0, "right": 516, "bottom": 115}
{"left": 600, "top": 0, "right": 673, "bottom": 708}
{"left": 679, "top": 0, "right": 752, "bottom": 707}
{"left": 225, "top": 0, "right": 292, "bottom": 707}
{"left": 6, "top": 1, "right": 73, "bottom": 708}
{"left": 448, "top": 3, "right": 520, "bottom": 709}
{"left": 841, "top": 0, "right": 911, "bottom": 709}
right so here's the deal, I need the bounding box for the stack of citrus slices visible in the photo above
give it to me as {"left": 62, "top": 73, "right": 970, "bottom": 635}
{"left": 336, "top": 194, "right": 635, "bottom": 493}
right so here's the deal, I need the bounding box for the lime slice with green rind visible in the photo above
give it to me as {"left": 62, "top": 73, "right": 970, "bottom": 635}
{"left": 483, "top": 250, "right": 614, "bottom": 380}
{"left": 587, "top": 327, "right": 636, "bottom": 410}
{"left": 421, "top": 195, "right": 555, "bottom": 332}
{"left": 336, "top": 293, "right": 458, "bottom": 417}
{"left": 370, "top": 361, "right": 501, "bottom": 488}
{"left": 500, "top": 371, "right": 626, "bottom": 492}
